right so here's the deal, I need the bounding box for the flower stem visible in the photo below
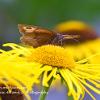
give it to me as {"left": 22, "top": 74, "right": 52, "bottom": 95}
{"left": 39, "top": 86, "right": 49, "bottom": 100}
{"left": 39, "top": 77, "right": 53, "bottom": 100}
{"left": 68, "top": 96, "right": 73, "bottom": 100}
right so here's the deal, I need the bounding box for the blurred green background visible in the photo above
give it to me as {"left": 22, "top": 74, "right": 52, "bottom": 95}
{"left": 0, "top": 0, "right": 100, "bottom": 100}
{"left": 1, "top": 0, "right": 100, "bottom": 26}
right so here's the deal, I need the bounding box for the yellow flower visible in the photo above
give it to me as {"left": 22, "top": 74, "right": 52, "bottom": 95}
{"left": 55, "top": 20, "right": 91, "bottom": 32}
{"left": 55, "top": 20, "right": 97, "bottom": 41}
{"left": 65, "top": 38, "right": 100, "bottom": 62}
{"left": 54, "top": 20, "right": 100, "bottom": 63}
{"left": 1, "top": 43, "right": 100, "bottom": 100}
{"left": 0, "top": 43, "right": 40, "bottom": 100}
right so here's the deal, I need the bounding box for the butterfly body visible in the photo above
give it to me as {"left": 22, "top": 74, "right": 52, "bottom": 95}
{"left": 18, "top": 24, "right": 79, "bottom": 47}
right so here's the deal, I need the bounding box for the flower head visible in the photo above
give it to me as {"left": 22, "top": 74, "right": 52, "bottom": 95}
{"left": 55, "top": 20, "right": 97, "bottom": 42}
{"left": 54, "top": 20, "right": 100, "bottom": 63}
{"left": 1, "top": 43, "right": 100, "bottom": 100}
{"left": 28, "top": 45, "right": 75, "bottom": 68}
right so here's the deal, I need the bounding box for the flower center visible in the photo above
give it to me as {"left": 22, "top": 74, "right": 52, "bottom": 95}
{"left": 28, "top": 45, "right": 75, "bottom": 68}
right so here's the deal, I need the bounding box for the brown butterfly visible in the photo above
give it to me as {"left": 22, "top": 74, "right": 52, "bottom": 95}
{"left": 18, "top": 24, "right": 79, "bottom": 47}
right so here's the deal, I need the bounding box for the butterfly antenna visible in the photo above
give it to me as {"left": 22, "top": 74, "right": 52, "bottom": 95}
{"left": 63, "top": 34, "right": 80, "bottom": 43}
{"left": 63, "top": 34, "right": 80, "bottom": 39}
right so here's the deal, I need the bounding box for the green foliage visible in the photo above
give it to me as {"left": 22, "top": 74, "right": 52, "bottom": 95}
{"left": 0, "top": 0, "right": 100, "bottom": 27}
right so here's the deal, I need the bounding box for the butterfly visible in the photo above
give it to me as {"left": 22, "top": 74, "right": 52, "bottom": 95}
{"left": 18, "top": 24, "right": 79, "bottom": 47}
